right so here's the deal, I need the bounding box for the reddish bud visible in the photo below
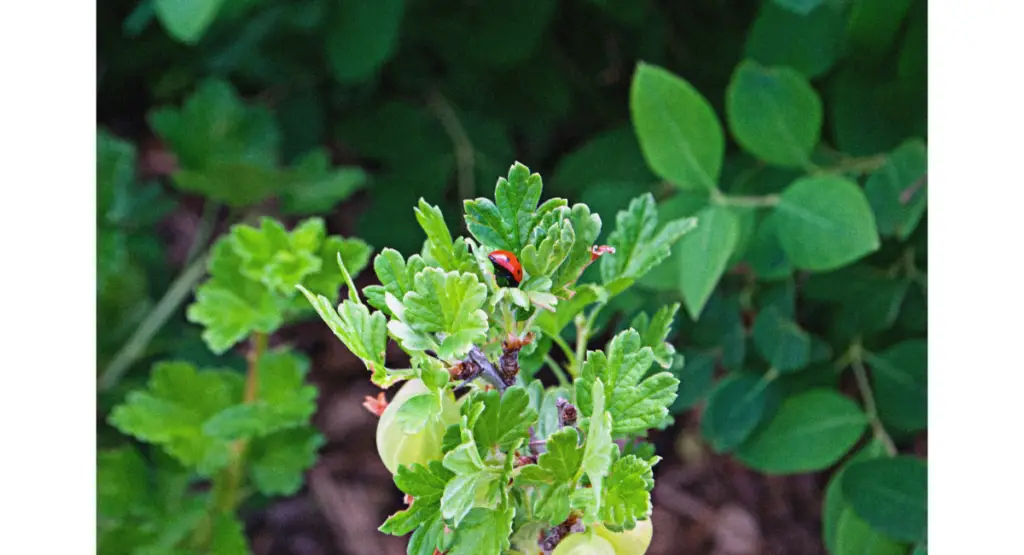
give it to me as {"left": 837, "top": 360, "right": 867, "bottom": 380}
{"left": 363, "top": 392, "right": 388, "bottom": 417}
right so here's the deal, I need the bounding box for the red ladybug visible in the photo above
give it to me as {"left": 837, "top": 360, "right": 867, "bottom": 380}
{"left": 488, "top": 250, "right": 523, "bottom": 287}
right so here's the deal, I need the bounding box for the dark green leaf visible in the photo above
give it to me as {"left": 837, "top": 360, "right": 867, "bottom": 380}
{"left": 701, "top": 374, "right": 779, "bottom": 452}
{"left": 866, "top": 140, "right": 928, "bottom": 240}
{"left": 752, "top": 306, "right": 811, "bottom": 373}
{"left": 842, "top": 456, "right": 927, "bottom": 543}
{"left": 836, "top": 509, "right": 908, "bottom": 555}
{"left": 247, "top": 427, "right": 325, "bottom": 496}
{"left": 745, "top": 1, "right": 847, "bottom": 78}
{"left": 326, "top": 0, "right": 405, "bottom": 82}
{"left": 866, "top": 340, "right": 927, "bottom": 432}
{"left": 822, "top": 440, "right": 888, "bottom": 553}
{"left": 670, "top": 352, "right": 716, "bottom": 412}
{"left": 154, "top": 0, "right": 226, "bottom": 43}
{"left": 736, "top": 389, "right": 867, "bottom": 473}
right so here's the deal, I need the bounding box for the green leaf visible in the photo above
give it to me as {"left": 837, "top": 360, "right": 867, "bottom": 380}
{"left": 630, "top": 303, "right": 680, "bottom": 368}
{"left": 822, "top": 440, "right": 888, "bottom": 553}
{"left": 202, "top": 348, "right": 317, "bottom": 439}
{"left": 380, "top": 461, "right": 454, "bottom": 537}
{"left": 746, "top": 213, "right": 793, "bottom": 281}
{"left": 441, "top": 426, "right": 507, "bottom": 527}
{"left": 365, "top": 248, "right": 427, "bottom": 316}
{"left": 835, "top": 509, "right": 907, "bottom": 555}
{"left": 298, "top": 235, "right": 373, "bottom": 300}
{"left": 581, "top": 379, "right": 614, "bottom": 523}
{"left": 752, "top": 306, "right": 811, "bottom": 373}
{"left": 231, "top": 217, "right": 324, "bottom": 296}
{"left": 600, "top": 455, "right": 656, "bottom": 529}
{"left": 326, "top": 0, "right": 404, "bottom": 82}
{"left": 468, "top": 386, "right": 537, "bottom": 455}
{"left": 576, "top": 330, "right": 680, "bottom": 435}
{"left": 396, "top": 268, "right": 489, "bottom": 360}
{"left": 677, "top": 204, "right": 740, "bottom": 318}
{"left": 550, "top": 204, "right": 603, "bottom": 297}
{"left": 726, "top": 60, "right": 822, "bottom": 168}
{"left": 736, "top": 389, "right": 868, "bottom": 473}
{"left": 209, "top": 513, "right": 250, "bottom": 555}
{"left": 515, "top": 427, "right": 585, "bottom": 524}
{"left": 415, "top": 199, "right": 475, "bottom": 273}
{"left": 600, "top": 193, "right": 698, "bottom": 289}
{"left": 447, "top": 507, "right": 515, "bottom": 555}
{"left": 298, "top": 287, "right": 397, "bottom": 386}
{"left": 843, "top": 456, "right": 927, "bottom": 543}
{"left": 465, "top": 162, "right": 566, "bottom": 253}
{"left": 98, "top": 446, "right": 149, "bottom": 520}
{"left": 774, "top": 176, "right": 880, "bottom": 271}
{"left": 247, "top": 426, "right": 325, "bottom": 496}
{"left": 701, "top": 374, "right": 779, "bottom": 452}
{"left": 279, "top": 149, "right": 367, "bottom": 215}
{"left": 520, "top": 211, "right": 576, "bottom": 278}
{"left": 745, "top": 1, "right": 847, "bottom": 78}
{"left": 847, "top": 0, "right": 915, "bottom": 61}
{"left": 865, "top": 140, "right": 928, "bottom": 240}
{"left": 187, "top": 241, "right": 283, "bottom": 354}
{"left": 108, "top": 361, "right": 241, "bottom": 474}
{"left": 154, "top": 0, "right": 226, "bottom": 43}
{"left": 630, "top": 62, "right": 724, "bottom": 191}
{"left": 866, "top": 340, "right": 927, "bottom": 432}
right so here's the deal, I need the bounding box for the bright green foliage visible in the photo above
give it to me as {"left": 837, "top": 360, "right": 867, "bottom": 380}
{"left": 599, "top": 193, "right": 698, "bottom": 292}
{"left": 736, "top": 390, "right": 868, "bottom": 473}
{"left": 726, "top": 60, "right": 822, "bottom": 168}
{"left": 100, "top": 0, "right": 927, "bottom": 552}
{"left": 467, "top": 387, "right": 537, "bottom": 455}
{"left": 441, "top": 424, "right": 509, "bottom": 527}
{"left": 842, "top": 457, "right": 927, "bottom": 543}
{"left": 630, "top": 303, "right": 680, "bottom": 368}
{"left": 600, "top": 455, "right": 656, "bottom": 530}
{"left": 677, "top": 204, "right": 739, "bottom": 318}
{"left": 380, "top": 461, "right": 454, "bottom": 537}
{"left": 576, "top": 330, "right": 680, "bottom": 435}
{"left": 394, "top": 268, "right": 489, "bottom": 360}
{"left": 630, "top": 63, "right": 724, "bottom": 191}
{"left": 774, "top": 176, "right": 881, "bottom": 271}
{"left": 515, "top": 428, "right": 585, "bottom": 524}
{"left": 109, "top": 361, "right": 242, "bottom": 475}
{"left": 189, "top": 217, "right": 370, "bottom": 354}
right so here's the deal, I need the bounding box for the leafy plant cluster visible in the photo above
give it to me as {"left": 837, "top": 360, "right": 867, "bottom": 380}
{"left": 98, "top": 0, "right": 927, "bottom": 554}
{"left": 303, "top": 162, "right": 694, "bottom": 554}
{"left": 97, "top": 100, "right": 372, "bottom": 553}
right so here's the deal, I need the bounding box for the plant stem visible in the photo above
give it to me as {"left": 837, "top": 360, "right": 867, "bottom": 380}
{"left": 185, "top": 201, "right": 220, "bottom": 265}
{"left": 550, "top": 334, "right": 577, "bottom": 375}
{"left": 544, "top": 355, "right": 570, "bottom": 387}
{"left": 98, "top": 251, "right": 210, "bottom": 392}
{"left": 712, "top": 190, "right": 781, "bottom": 208}
{"left": 213, "top": 332, "right": 268, "bottom": 515}
{"left": 815, "top": 153, "right": 888, "bottom": 176}
{"left": 848, "top": 344, "right": 898, "bottom": 456}
{"left": 427, "top": 89, "right": 475, "bottom": 203}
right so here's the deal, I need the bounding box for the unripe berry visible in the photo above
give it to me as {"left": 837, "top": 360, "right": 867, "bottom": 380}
{"left": 376, "top": 379, "right": 461, "bottom": 475}
{"left": 551, "top": 531, "right": 616, "bottom": 555}
{"left": 593, "top": 519, "right": 653, "bottom": 555}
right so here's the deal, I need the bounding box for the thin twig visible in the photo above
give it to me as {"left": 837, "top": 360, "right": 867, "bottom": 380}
{"left": 850, "top": 349, "right": 898, "bottom": 456}
{"left": 98, "top": 251, "right": 210, "bottom": 391}
{"left": 426, "top": 90, "right": 475, "bottom": 203}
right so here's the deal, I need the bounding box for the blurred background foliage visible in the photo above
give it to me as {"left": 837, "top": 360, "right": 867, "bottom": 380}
{"left": 98, "top": 1, "right": 926, "bottom": 554}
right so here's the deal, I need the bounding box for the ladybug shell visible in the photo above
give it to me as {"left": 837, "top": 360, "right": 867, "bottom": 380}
{"left": 488, "top": 250, "right": 523, "bottom": 285}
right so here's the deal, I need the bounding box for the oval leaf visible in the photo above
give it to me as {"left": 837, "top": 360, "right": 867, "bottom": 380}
{"left": 836, "top": 508, "right": 908, "bottom": 555}
{"left": 678, "top": 204, "right": 740, "bottom": 319}
{"left": 629, "top": 63, "right": 724, "bottom": 191}
{"left": 726, "top": 60, "right": 822, "bottom": 168}
{"left": 842, "top": 456, "right": 928, "bottom": 543}
{"left": 327, "top": 0, "right": 405, "bottom": 83}
{"left": 701, "top": 374, "right": 780, "bottom": 453}
{"left": 736, "top": 389, "right": 867, "bottom": 473}
{"left": 774, "top": 176, "right": 880, "bottom": 271}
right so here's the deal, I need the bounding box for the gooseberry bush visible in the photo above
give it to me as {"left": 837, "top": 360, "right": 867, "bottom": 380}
{"left": 302, "top": 162, "right": 696, "bottom": 555}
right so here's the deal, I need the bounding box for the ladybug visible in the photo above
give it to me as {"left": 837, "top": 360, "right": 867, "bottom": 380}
{"left": 488, "top": 250, "right": 523, "bottom": 287}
